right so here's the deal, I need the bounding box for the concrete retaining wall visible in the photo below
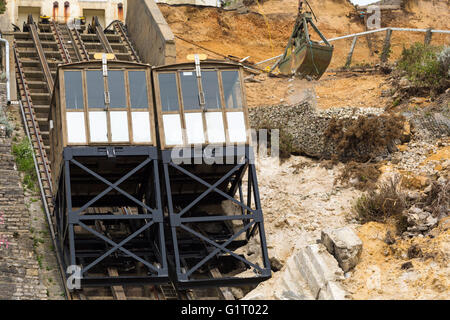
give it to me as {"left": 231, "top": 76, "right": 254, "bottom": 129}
{"left": 126, "top": 0, "right": 176, "bottom": 66}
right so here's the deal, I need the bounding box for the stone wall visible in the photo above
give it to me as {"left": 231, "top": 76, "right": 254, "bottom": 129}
{"left": 0, "top": 83, "right": 48, "bottom": 299}
{"left": 126, "top": 0, "right": 176, "bottom": 66}
{"left": 248, "top": 102, "right": 384, "bottom": 159}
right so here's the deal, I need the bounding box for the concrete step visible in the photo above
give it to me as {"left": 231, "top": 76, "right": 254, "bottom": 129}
{"left": 276, "top": 255, "right": 315, "bottom": 300}
{"left": 295, "top": 244, "right": 348, "bottom": 300}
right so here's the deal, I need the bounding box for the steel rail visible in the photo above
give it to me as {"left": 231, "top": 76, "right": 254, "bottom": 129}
{"left": 72, "top": 27, "right": 90, "bottom": 61}
{"left": 13, "top": 43, "right": 53, "bottom": 197}
{"left": 50, "top": 20, "right": 72, "bottom": 64}
{"left": 28, "top": 22, "right": 54, "bottom": 91}
{"left": 113, "top": 21, "right": 141, "bottom": 63}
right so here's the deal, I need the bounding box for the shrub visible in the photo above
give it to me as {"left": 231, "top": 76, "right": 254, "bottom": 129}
{"left": 336, "top": 161, "right": 381, "bottom": 191}
{"left": 0, "top": 1, "right": 5, "bottom": 15}
{"left": 324, "top": 114, "right": 405, "bottom": 162}
{"left": 397, "top": 43, "right": 448, "bottom": 93}
{"left": 353, "top": 175, "right": 407, "bottom": 226}
{"left": 12, "top": 138, "right": 38, "bottom": 191}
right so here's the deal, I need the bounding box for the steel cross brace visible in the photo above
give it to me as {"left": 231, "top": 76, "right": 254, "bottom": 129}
{"left": 162, "top": 146, "right": 271, "bottom": 285}
{"left": 62, "top": 147, "right": 167, "bottom": 281}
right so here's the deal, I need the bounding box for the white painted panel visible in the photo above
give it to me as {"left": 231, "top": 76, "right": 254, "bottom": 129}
{"left": 205, "top": 112, "right": 225, "bottom": 143}
{"left": 110, "top": 111, "right": 129, "bottom": 142}
{"left": 66, "top": 112, "right": 86, "bottom": 144}
{"left": 89, "top": 111, "right": 108, "bottom": 142}
{"left": 132, "top": 112, "right": 152, "bottom": 143}
{"left": 185, "top": 113, "right": 205, "bottom": 144}
{"left": 163, "top": 114, "right": 183, "bottom": 146}
{"left": 227, "top": 111, "right": 247, "bottom": 143}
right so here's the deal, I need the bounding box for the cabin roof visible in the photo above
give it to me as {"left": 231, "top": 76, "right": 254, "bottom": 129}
{"left": 152, "top": 60, "right": 242, "bottom": 71}
{"left": 56, "top": 59, "right": 151, "bottom": 70}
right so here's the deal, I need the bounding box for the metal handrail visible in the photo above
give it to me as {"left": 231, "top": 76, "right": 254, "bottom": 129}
{"left": 255, "top": 26, "right": 450, "bottom": 65}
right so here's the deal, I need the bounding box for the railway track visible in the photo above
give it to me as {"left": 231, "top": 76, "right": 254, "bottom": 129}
{"left": 11, "top": 17, "right": 230, "bottom": 301}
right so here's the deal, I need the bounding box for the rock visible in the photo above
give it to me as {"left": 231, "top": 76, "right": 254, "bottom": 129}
{"left": 423, "top": 184, "right": 432, "bottom": 194}
{"left": 269, "top": 256, "right": 283, "bottom": 272}
{"left": 384, "top": 231, "right": 396, "bottom": 245}
{"left": 399, "top": 77, "right": 411, "bottom": 88}
{"left": 321, "top": 226, "right": 363, "bottom": 272}
{"left": 230, "top": 287, "right": 244, "bottom": 300}
{"left": 407, "top": 244, "right": 423, "bottom": 259}
{"left": 295, "top": 244, "right": 346, "bottom": 299}
{"left": 405, "top": 206, "right": 438, "bottom": 234}
{"left": 401, "top": 261, "right": 413, "bottom": 270}
{"left": 410, "top": 97, "right": 427, "bottom": 105}
{"left": 317, "top": 281, "right": 349, "bottom": 300}
{"left": 439, "top": 217, "right": 450, "bottom": 232}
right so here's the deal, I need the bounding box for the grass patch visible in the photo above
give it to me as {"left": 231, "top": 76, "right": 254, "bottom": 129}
{"left": 397, "top": 43, "right": 449, "bottom": 95}
{"left": 12, "top": 138, "right": 38, "bottom": 192}
{"left": 353, "top": 175, "right": 408, "bottom": 232}
{"left": 0, "top": 1, "right": 5, "bottom": 15}
{"left": 336, "top": 161, "right": 381, "bottom": 191}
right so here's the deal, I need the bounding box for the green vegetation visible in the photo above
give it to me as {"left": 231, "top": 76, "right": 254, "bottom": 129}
{"left": 397, "top": 43, "right": 449, "bottom": 94}
{"left": 0, "top": 1, "right": 6, "bottom": 15}
{"left": 12, "top": 138, "right": 38, "bottom": 191}
{"left": 353, "top": 176, "right": 408, "bottom": 233}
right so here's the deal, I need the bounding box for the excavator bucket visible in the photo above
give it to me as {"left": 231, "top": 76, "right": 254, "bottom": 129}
{"left": 273, "top": 9, "right": 333, "bottom": 79}
{"left": 277, "top": 42, "right": 333, "bottom": 78}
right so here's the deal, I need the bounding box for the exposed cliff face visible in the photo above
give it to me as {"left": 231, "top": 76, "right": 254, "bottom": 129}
{"left": 159, "top": 0, "right": 449, "bottom": 69}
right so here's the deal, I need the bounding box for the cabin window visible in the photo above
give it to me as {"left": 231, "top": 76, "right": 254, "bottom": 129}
{"left": 86, "top": 70, "right": 105, "bottom": 109}
{"left": 158, "top": 73, "right": 179, "bottom": 112}
{"left": 227, "top": 111, "right": 247, "bottom": 143}
{"left": 66, "top": 113, "right": 86, "bottom": 143}
{"left": 202, "top": 71, "right": 221, "bottom": 110}
{"left": 132, "top": 112, "right": 151, "bottom": 143}
{"left": 179, "top": 71, "right": 201, "bottom": 110}
{"left": 222, "top": 70, "right": 243, "bottom": 109}
{"left": 64, "top": 71, "right": 84, "bottom": 110}
{"left": 185, "top": 113, "right": 205, "bottom": 144}
{"left": 163, "top": 114, "right": 183, "bottom": 145}
{"left": 205, "top": 112, "right": 225, "bottom": 143}
{"left": 129, "top": 71, "right": 148, "bottom": 109}
{"left": 108, "top": 70, "right": 126, "bottom": 108}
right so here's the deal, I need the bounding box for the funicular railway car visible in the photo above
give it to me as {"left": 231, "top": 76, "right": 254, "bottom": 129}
{"left": 49, "top": 60, "right": 168, "bottom": 286}
{"left": 48, "top": 57, "right": 271, "bottom": 289}
{"left": 153, "top": 61, "right": 271, "bottom": 288}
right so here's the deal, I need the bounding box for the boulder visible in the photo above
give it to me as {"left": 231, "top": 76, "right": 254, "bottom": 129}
{"left": 405, "top": 206, "right": 438, "bottom": 233}
{"left": 321, "top": 226, "right": 363, "bottom": 272}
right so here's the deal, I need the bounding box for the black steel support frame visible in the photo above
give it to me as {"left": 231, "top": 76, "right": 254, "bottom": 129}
{"left": 55, "top": 146, "right": 168, "bottom": 287}
{"left": 162, "top": 146, "right": 271, "bottom": 288}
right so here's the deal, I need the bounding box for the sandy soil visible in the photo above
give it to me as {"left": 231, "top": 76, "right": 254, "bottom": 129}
{"left": 159, "top": 0, "right": 449, "bottom": 69}
{"left": 346, "top": 220, "right": 450, "bottom": 299}
{"left": 245, "top": 71, "right": 391, "bottom": 108}
{"left": 159, "top": 0, "right": 449, "bottom": 109}
{"left": 252, "top": 155, "right": 361, "bottom": 265}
